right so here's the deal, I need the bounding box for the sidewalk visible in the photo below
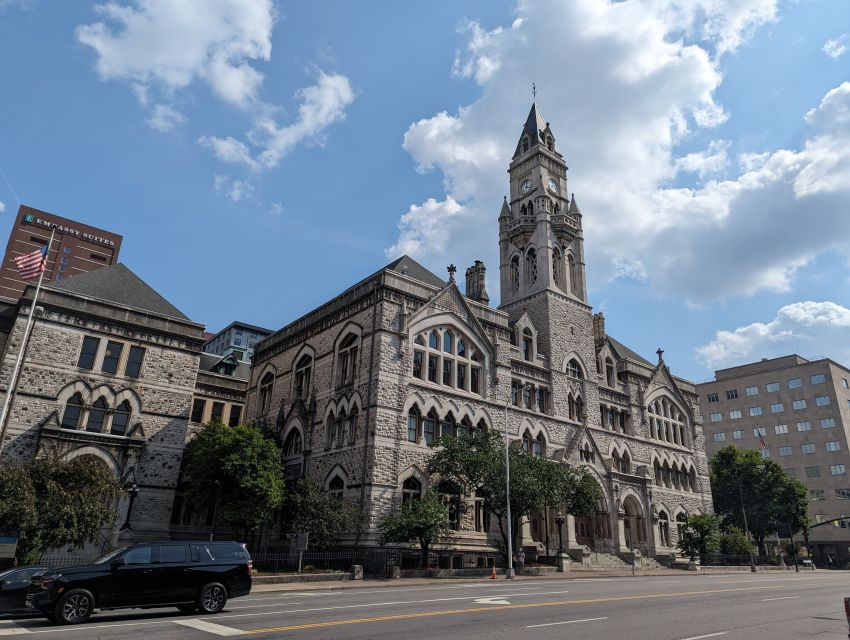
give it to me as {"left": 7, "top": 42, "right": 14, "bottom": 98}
{"left": 251, "top": 569, "right": 689, "bottom": 592}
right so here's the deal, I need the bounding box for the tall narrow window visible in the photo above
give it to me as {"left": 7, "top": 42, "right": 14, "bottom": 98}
{"left": 552, "top": 248, "right": 562, "bottom": 286}
{"left": 78, "top": 337, "right": 100, "bottom": 370}
{"left": 228, "top": 405, "right": 241, "bottom": 427}
{"left": 443, "top": 331, "right": 453, "bottom": 353}
{"left": 348, "top": 407, "right": 359, "bottom": 442}
{"left": 191, "top": 398, "right": 205, "bottom": 423}
{"left": 61, "top": 393, "right": 83, "bottom": 429}
{"left": 111, "top": 400, "right": 131, "bottom": 435}
{"left": 527, "top": 248, "right": 538, "bottom": 284}
{"left": 522, "top": 328, "right": 533, "bottom": 362}
{"left": 210, "top": 402, "right": 224, "bottom": 422}
{"left": 408, "top": 408, "right": 420, "bottom": 442}
{"left": 124, "top": 346, "right": 145, "bottom": 378}
{"left": 412, "top": 351, "right": 423, "bottom": 379}
{"left": 424, "top": 411, "right": 437, "bottom": 445}
{"left": 568, "top": 359, "right": 583, "bottom": 379}
{"left": 329, "top": 476, "right": 345, "bottom": 500}
{"left": 101, "top": 341, "right": 123, "bottom": 374}
{"left": 605, "top": 357, "right": 615, "bottom": 387}
{"left": 294, "top": 355, "right": 312, "bottom": 400}
{"left": 86, "top": 397, "right": 108, "bottom": 433}
{"left": 259, "top": 372, "right": 274, "bottom": 415}
{"left": 402, "top": 477, "right": 422, "bottom": 504}
{"left": 442, "top": 358, "right": 452, "bottom": 385}
{"left": 533, "top": 435, "right": 544, "bottom": 458}
{"left": 511, "top": 256, "right": 520, "bottom": 292}
{"left": 284, "top": 430, "right": 303, "bottom": 457}
{"left": 428, "top": 355, "right": 438, "bottom": 383}
{"left": 456, "top": 363, "right": 466, "bottom": 390}
{"left": 568, "top": 254, "right": 576, "bottom": 294}
{"left": 338, "top": 334, "right": 359, "bottom": 386}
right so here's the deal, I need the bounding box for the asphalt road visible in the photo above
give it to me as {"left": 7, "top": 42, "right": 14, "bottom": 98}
{"left": 1, "top": 572, "right": 848, "bottom": 639}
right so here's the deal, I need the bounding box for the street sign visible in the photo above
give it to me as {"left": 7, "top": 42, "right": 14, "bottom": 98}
{"left": 0, "top": 535, "right": 18, "bottom": 559}
{"left": 296, "top": 533, "right": 309, "bottom": 552}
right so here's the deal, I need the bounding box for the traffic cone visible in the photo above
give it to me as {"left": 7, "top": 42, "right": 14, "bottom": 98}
{"left": 490, "top": 563, "right": 497, "bottom": 579}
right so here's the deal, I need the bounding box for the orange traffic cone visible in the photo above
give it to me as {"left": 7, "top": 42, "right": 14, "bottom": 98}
{"left": 490, "top": 563, "right": 497, "bottom": 579}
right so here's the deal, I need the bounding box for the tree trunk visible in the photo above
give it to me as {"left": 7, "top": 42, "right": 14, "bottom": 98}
{"left": 756, "top": 536, "right": 766, "bottom": 557}
{"left": 420, "top": 539, "right": 430, "bottom": 569}
{"left": 496, "top": 516, "right": 510, "bottom": 564}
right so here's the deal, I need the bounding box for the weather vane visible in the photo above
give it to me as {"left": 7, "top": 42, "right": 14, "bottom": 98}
{"left": 532, "top": 82, "right": 536, "bottom": 101}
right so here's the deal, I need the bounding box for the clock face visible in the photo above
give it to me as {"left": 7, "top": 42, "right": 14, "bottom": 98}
{"left": 548, "top": 178, "right": 559, "bottom": 193}
{"left": 520, "top": 179, "right": 532, "bottom": 194}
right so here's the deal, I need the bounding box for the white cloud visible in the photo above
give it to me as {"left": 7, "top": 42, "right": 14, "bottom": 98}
{"left": 695, "top": 301, "right": 850, "bottom": 369}
{"left": 77, "top": 1, "right": 356, "bottom": 170}
{"left": 823, "top": 34, "right": 848, "bottom": 59}
{"left": 212, "top": 174, "right": 253, "bottom": 202}
{"left": 0, "top": 201, "right": 5, "bottom": 213}
{"left": 0, "top": 0, "right": 37, "bottom": 12}
{"left": 146, "top": 103, "right": 186, "bottom": 132}
{"left": 386, "top": 0, "right": 850, "bottom": 304}
{"left": 269, "top": 202, "right": 285, "bottom": 215}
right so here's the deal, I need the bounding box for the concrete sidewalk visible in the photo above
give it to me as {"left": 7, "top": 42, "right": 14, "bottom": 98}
{"left": 250, "top": 569, "right": 690, "bottom": 592}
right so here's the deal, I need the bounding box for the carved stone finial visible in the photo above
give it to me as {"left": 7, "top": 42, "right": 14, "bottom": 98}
{"left": 656, "top": 348, "right": 664, "bottom": 364}
{"left": 447, "top": 264, "right": 457, "bottom": 283}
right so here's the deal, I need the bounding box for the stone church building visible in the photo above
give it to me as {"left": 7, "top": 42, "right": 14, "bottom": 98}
{"left": 249, "top": 102, "right": 713, "bottom": 563}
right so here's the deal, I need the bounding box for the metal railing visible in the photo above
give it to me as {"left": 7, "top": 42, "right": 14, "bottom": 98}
{"left": 251, "top": 549, "right": 498, "bottom": 575}
{"left": 699, "top": 554, "right": 786, "bottom": 567}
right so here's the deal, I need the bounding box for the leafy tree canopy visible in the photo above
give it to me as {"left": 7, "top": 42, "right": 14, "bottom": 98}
{"left": 710, "top": 446, "right": 809, "bottom": 554}
{"left": 0, "top": 456, "right": 123, "bottom": 564}
{"left": 182, "top": 419, "right": 284, "bottom": 537}
{"left": 282, "top": 479, "right": 362, "bottom": 550}
{"left": 676, "top": 513, "right": 721, "bottom": 560}
{"left": 378, "top": 490, "right": 451, "bottom": 564}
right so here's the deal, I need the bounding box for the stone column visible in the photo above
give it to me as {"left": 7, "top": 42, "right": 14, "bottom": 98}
{"left": 566, "top": 514, "right": 578, "bottom": 548}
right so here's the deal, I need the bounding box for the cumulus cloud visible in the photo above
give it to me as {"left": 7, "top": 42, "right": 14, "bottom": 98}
{"left": 146, "top": 103, "right": 186, "bottom": 132}
{"left": 77, "top": 1, "right": 355, "bottom": 172}
{"left": 823, "top": 34, "right": 848, "bottom": 59}
{"left": 695, "top": 301, "right": 850, "bottom": 369}
{"left": 213, "top": 174, "right": 253, "bottom": 202}
{"left": 386, "top": 0, "right": 850, "bottom": 304}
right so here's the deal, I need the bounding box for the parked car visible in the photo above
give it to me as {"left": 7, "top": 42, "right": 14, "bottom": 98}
{"left": 0, "top": 566, "right": 48, "bottom": 615}
{"left": 29, "top": 541, "right": 251, "bottom": 625}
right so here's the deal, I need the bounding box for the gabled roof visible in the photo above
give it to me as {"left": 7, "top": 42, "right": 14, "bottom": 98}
{"left": 383, "top": 255, "right": 446, "bottom": 288}
{"left": 608, "top": 336, "right": 653, "bottom": 367}
{"left": 48, "top": 263, "right": 189, "bottom": 320}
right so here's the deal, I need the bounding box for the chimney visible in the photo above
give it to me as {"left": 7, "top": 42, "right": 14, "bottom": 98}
{"left": 593, "top": 312, "right": 606, "bottom": 347}
{"left": 465, "top": 260, "right": 489, "bottom": 304}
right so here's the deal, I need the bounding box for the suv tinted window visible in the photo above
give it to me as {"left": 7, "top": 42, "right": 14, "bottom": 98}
{"left": 204, "top": 543, "right": 249, "bottom": 561}
{"left": 123, "top": 546, "right": 152, "bottom": 565}
{"left": 158, "top": 545, "right": 187, "bottom": 563}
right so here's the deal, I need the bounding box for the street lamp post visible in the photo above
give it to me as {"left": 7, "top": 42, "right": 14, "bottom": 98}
{"left": 787, "top": 523, "right": 799, "bottom": 573}
{"left": 555, "top": 512, "right": 565, "bottom": 554}
{"left": 503, "top": 382, "right": 531, "bottom": 580}
{"left": 119, "top": 484, "right": 140, "bottom": 531}
{"left": 685, "top": 526, "right": 696, "bottom": 562}
{"left": 210, "top": 479, "right": 223, "bottom": 542}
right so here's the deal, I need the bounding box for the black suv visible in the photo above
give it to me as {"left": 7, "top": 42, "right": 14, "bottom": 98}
{"left": 29, "top": 541, "right": 252, "bottom": 625}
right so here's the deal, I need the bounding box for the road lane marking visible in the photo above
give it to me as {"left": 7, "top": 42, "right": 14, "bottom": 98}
{"left": 474, "top": 597, "right": 511, "bottom": 605}
{"left": 527, "top": 616, "right": 608, "bottom": 628}
{"left": 0, "top": 620, "right": 29, "bottom": 636}
{"left": 173, "top": 619, "right": 245, "bottom": 636}
{"left": 679, "top": 633, "right": 727, "bottom": 640}
{"left": 243, "top": 584, "right": 794, "bottom": 635}
{"left": 761, "top": 595, "right": 800, "bottom": 602}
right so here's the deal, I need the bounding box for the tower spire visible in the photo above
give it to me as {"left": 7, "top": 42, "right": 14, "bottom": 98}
{"left": 532, "top": 82, "right": 536, "bottom": 102}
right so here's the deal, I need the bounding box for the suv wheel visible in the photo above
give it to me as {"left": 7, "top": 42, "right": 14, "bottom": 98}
{"left": 197, "top": 582, "right": 227, "bottom": 614}
{"left": 55, "top": 589, "right": 94, "bottom": 625}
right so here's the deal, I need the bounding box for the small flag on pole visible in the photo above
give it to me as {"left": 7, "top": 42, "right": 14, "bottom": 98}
{"left": 759, "top": 435, "right": 768, "bottom": 449}
{"left": 14, "top": 244, "right": 48, "bottom": 280}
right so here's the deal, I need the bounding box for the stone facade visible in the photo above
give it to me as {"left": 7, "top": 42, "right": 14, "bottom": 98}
{"left": 0, "top": 265, "right": 205, "bottom": 546}
{"left": 248, "top": 103, "right": 712, "bottom": 560}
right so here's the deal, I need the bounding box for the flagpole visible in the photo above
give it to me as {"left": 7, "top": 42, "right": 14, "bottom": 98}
{"left": 0, "top": 226, "right": 56, "bottom": 458}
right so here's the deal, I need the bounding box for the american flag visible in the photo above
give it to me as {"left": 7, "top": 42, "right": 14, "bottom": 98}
{"left": 759, "top": 435, "right": 768, "bottom": 449}
{"left": 14, "top": 244, "right": 48, "bottom": 280}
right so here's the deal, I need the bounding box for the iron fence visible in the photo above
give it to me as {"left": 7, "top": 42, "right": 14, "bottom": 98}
{"left": 699, "top": 554, "right": 786, "bottom": 567}
{"left": 251, "top": 549, "right": 498, "bottom": 575}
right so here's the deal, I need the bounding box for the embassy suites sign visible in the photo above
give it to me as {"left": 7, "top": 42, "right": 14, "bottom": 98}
{"left": 22, "top": 214, "right": 116, "bottom": 247}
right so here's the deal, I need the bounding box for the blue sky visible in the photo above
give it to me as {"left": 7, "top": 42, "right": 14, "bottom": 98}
{"left": 0, "top": 0, "right": 849, "bottom": 382}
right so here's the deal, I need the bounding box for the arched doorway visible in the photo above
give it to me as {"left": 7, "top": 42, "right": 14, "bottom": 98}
{"left": 622, "top": 495, "right": 645, "bottom": 549}
{"left": 658, "top": 511, "right": 670, "bottom": 548}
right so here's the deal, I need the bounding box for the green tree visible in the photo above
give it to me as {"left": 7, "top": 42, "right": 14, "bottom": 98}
{"left": 282, "top": 479, "right": 362, "bottom": 550}
{"left": 710, "top": 446, "right": 809, "bottom": 555}
{"left": 677, "top": 513, "right": 721, "bottom": 561}
{"left": 427, "top": 430, "right": 601, "bottom": 562}
{"left": 0, "top": 457, "right": 123, "bottom": 564}
{"left": 378, "top": 490, "right": 451, "bottom": 565}
{"left": 719, "top": 525, "right": 753, "bottom": 557}
{"left": 182, "top": 419, "right": 284, "bottom": 540}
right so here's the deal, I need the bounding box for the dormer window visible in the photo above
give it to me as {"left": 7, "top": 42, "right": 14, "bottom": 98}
{"left": 521, "top": 137, "right": 529, "bottom": 153}
{"left": 522, "top": 328, "right": 533, "bottom": 362}
{"left": 412, "top": 327, "right": 482, "bottom": 396}
{"left": 546, "top": 136, "right": 553, "bottom": 151}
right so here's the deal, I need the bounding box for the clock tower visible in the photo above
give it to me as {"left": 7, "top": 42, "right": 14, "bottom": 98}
{"left": 498, "top": 102, "right": 590, "bottom": 363}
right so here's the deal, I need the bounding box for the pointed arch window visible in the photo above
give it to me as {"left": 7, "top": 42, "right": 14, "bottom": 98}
{"left": 294, "top": 355, "right": 312, "bottom": 400}
{"left": 402, "top": 477, "right": 422, "bottom": 504}
{"left": 328, "top": 475, "right": 345, "bottom": 500}
{"left": 676, "top": 513, "right": 688, "bottom": 540}
{"left": 522, "top": 431, "right": 533, "bottom": 454}
{"left": 526, "top": 248, "right": 538, "bottom": 284}
{"left": 528, "top": 201, "right": 534, "bottom": 216}
{"left": 327, "top": 412, "right": 338, "bottom": 448}
{"left": 428, "top": 331, "right": 439, "bottom": 349}
{"left": 605, "top": 357, "right": 615, "bottom": 387}
{"left": 659, "top": 512, "right": 670, "bottom": 547}
{"left": 86, "top": 397, "right": 108, "bottom": 433}
{"left": 338, "top": 333, "right": 359, "bottom": 386}
{"left": 412, "top": 328, "right": 482, "bottom": 396}
{"left": 441, "top": 413, "right": 456, "bottom": 439}
{"left": 533, "top": 434, "right": 544, "bottom": 458}
{"left": 568, "top": 254, "right": 577, "bottom": 294}
{"left": 347, "top": 407, "right": 359, "bottom": 443}
{"left": 552, "top": 248, "right": 562, "bottom": 286}
{"left": 511, "top": 256, "right": 520, "bottom": 292}
{"left": 259, "top": 372, "right": 274, "bottom": 415}
{"left": 283, "top": 429, "right": 303, "bottom": 457}
{"left": 424, "top": 410, "right": 437, "bottom": 445}
{"left": 521, "top": 137, "right": 529, "bottom": 153}
{"left": 110, "top": 400, "right": 131, "bottom": 436}
{"left": 407, "top": 407, "right": 420, "bottom": 443}
{"left": 568, "top": 358, "right": 583, "bottom": 380}
{"left": 61, "top": 393, "right": 84, "bottom": 430}
{"left": 522, "top": 328, "right": 533, "bottom": 362}
{"left": 546, "top": 136, "right": 554, "bottom": 151}
{"left": 443, "top": 330, "right": 453, "bottom": 353}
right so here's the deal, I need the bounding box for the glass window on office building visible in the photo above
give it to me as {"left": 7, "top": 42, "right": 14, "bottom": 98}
{"left": 821, "top": 418, "right": 836, "bottom": 429}
{"left": 729, "top": 409, "right": 742, "bottom": 420}
{"left": 811, "top": 374, "right": 826, "bottom": 384}
{"left": 806, "top": 466, "right": 821, "bottom": 478}
{"left": 766, "top": 382, "right": 780, "bottom": 392}
{"left": 770, "top": 403, "right": 784, "bottom": 413}
{"left": 750, "top": 406, "right": 763, "bottom": 416}
{"left": 726, "top": 389, "right": 739, "bottom": 400}
{"left": 774, "top": 424, "right": 788, "bottom": 434}
{"left": 792, "top": 399, "right": 807, "bottom": 410}
{"left": 732, "top": 430, "right": 743, "bottom": 440}
{"left": 788, "top": 378, "right": 802, "bottom": 389}
{"left": 826, "top": 441, "right": 841, "bottom": 452}
{"left": 713, "top": 432, "right": 726, "bottom": 442}
{"left": 761, "top": 448, "right": 771, "bottom": 459}
{"left": 753, "top": 427, "right": 766, "bottom": 437}
{"left": 816, "top": 396, "right": 831, "bottom": 407}
{"left": 779, "top": 446, "right": 792, "bottom": 457}
{"left": 801, "top": 443, "right": 816, "bottom": 454}
{"left": 710, "top": 412, "right": 722, "bottom": 422}
{"left": 831, "top": 464, "right": 847, "bottom": 476}
{"left": 811, "top": 489, "right": 826, "bottom": 501}
{"left": 745, "top": 386, "right": 759, "bottom": 396}
{"left": 797, "top": 421, "right": 811, "bottom": 432}
{"left": 785, "top": 468, "right": 797, "bottom": 479}
{"left": 837, "top": 489, "right": 850, "bottom": 500}
{"left": 707, "top": 392, "right": 719, "bottom": 403}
